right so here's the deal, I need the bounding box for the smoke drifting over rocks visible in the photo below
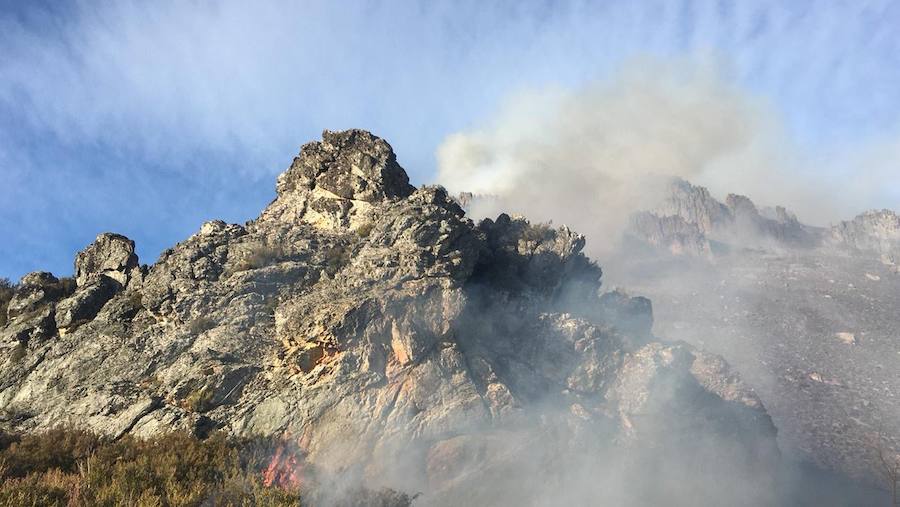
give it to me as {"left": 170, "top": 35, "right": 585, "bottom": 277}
{"left": 0, "top": 130, "right": 818, "bottom": 505}
{"left": 437, "top": 65, "right": 900, "bottom": 503}
{"left": 437, "top": 63, "right": 899, "bottom": 253}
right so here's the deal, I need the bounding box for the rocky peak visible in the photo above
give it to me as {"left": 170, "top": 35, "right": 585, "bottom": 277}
{"left": 261, "top": 129, "right": 415, "bottom": 231}
{"left": 75, "top": 233, "right": 140, "bottom": 287}
{"left": 725, "top": 193, "right": 759, "bottom": 220}
{"left": 629, "top": 178, "right": 821, "bottom": 256}
{"left": 658, "top": 178, "right": 733, "bottom": 235}
{"left": 0, "top": 130, "right": 779, "bottom": 503}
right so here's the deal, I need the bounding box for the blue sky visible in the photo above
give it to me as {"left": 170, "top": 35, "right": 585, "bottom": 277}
{"left": 1, "top": 0, "right": 899, "bottom": 280}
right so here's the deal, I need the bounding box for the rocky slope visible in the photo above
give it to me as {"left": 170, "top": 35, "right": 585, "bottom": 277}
{"left": 614, "top": 177, "right": 900, "bottom": 493}
{"left": 0, "top": 130, "right": 780, "bottom": 504}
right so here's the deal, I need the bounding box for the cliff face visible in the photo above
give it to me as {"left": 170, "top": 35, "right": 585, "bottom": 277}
{"left": 626, "top": 178, "right": 828, "bottom": 257}
{"left": 0, "top": 130, "right": 778, "bottom": 502}
{"left": 831, "top": 209, "right": 900, "bottom": 265}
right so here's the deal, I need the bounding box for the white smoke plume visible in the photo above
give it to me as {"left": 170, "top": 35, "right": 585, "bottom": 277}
{"left": 436, "top": 60, "right": 895, "bottom": 256}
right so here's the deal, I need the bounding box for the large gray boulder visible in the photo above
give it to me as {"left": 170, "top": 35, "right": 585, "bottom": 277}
{"left": 74, "top": 232, "right": 140, "bottom": 287}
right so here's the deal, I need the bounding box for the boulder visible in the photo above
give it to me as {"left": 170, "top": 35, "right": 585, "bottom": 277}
{"left": 261, "top": 129, "right": 415, "bottom": 231}
{"left": 6, "top": 272, "right": 65, "bottom": 320}
{"left": 55, "top": 275, "right": 121, "bottom": 332}
{"left": 75, "top": 233, "right": 140, "bottom": 287}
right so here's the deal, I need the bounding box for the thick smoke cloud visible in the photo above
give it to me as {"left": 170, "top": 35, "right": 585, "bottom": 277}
{"left": 437, "top": 62, "right": 897, "bottom": 255}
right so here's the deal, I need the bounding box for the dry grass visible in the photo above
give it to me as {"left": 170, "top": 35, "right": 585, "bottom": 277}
{"left": 0, "top": 278, "right": 14, "bottom": 328}
{"left": 226, "top": 244, "right": 288, "bottom": 277}
{"left": 0, "top": 429, "right": 300, "bottom": 507}
{"left": 0, "top": 429, "right": 416, "bottom": 507}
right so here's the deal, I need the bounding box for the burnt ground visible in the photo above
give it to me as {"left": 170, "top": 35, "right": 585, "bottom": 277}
{"left": 607, "top": 249, "right": 899, "bottom": 504}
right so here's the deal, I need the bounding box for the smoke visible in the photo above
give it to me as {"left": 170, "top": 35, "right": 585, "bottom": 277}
{"left": 433, "top": 60, "right": 898, "bottom": 505}
{"left": 436, "top": 60, "right": 897, "bottom": 257}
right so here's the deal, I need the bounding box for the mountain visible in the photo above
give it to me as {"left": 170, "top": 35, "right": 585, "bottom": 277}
{"left": 613, "top": 177, "right": 900, "bottom": 493}
{"left": 0, "top": 130, "right": 785, "bottom": 505}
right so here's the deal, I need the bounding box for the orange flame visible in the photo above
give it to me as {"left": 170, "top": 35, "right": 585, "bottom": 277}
{"left": 263, "top": 443, "right": 304, "bottom": 490}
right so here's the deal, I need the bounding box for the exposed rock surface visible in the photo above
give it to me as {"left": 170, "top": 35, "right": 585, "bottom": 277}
{"left": 627, "top": 178, "right": 821, "bottom": 256}
{"left": 610, "top": 178, "right": 900, "bottom": 492}
{"left": 0, "top": 130, "right": 778, "bottom": 502}
{"left": 75, "top": 233, "right": 141, "bottom": 287}
{"left": 830, "top": 209, "right": 900, "bottom": 260}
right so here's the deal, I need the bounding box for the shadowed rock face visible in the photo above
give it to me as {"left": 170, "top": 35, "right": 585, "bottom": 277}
{"left": 0, "top": 130, "right": 778, "bottom": 502}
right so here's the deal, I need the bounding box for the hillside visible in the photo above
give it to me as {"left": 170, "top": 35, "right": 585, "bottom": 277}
{"left": 0, "top": 130, "right": 783, "bottom": 505}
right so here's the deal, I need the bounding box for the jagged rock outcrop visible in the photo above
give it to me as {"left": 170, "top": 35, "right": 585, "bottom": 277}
{"left": 628, "top": 211, "right": 713, "bottom": 257}
{"left": 830, "top": 209, "right": 900, "bottom": 262}
{"left": 627, "top": 178, "right": 822, "bottom": 257}
{"left": 75, "top": 233, "right": 141, "bottom": 287}
{"left": 260, "top": 129, "right": 415, "bottom": 231}
{"left": 0, "top": 130, "right": 778, "bottom": 502}
{"left": 659, "top": 178, "right": 733, "bottom": 235}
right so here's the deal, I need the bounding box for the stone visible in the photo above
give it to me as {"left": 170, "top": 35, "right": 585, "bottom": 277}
{"left": 55, "top": 275, "right": 121, "bottom": 332}
{"left": 75, "top": 233, "right": 140, "bottom": 287}
{"left": 6, "top": 272, "right": 65, "bottom": 320}
{"left": 831, "top": 209, "right": 900, "bottom": 257}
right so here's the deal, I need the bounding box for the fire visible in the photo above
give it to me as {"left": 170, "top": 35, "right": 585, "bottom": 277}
{"left": 263, "top": 442, "right": 305, "bottom": 490}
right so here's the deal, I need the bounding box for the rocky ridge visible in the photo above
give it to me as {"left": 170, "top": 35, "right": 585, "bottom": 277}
{"left": 624, "top": 178, "right": 885, "bottom": 258}
{"left": 0, "top": 130, "right": 778, "bottom": 503}
{"left": 612, "top": 177, "right": 900, "bottom": 493}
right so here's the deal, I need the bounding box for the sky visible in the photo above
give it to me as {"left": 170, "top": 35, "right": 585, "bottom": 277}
{"left": 1, "top": 0, "right": 899, "bottom": 280}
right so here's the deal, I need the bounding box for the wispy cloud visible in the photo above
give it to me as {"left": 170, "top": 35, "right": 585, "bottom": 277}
{"left": 1, "top": 1, "right": 899, "bottom": 278}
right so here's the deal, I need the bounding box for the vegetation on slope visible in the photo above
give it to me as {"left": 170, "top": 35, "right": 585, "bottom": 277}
{"left": 0, "top": 429, "right": 413, "bottom": 507}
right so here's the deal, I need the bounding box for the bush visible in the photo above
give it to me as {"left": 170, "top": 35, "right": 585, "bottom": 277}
{"left": 0, "top": 278, "right": 15, "bottom": 328}
{"left": 0, "top": 428, "right": 100, "bottom": 478}
{"left": 183, "top": 386, "right": 215, "bottom": 413}
{"left": 355, "top": 222, "right": 375, "bottom": 239}
{"left": 54, "top": 277, "right": 77, "bottom": 298}
{"left": 227, "top": 244, "right": 287, "bottom": 277}
{"left": 0, "top": 429, "right": 303, "bottom": 507}
{"left": 0, "top": 429, "right": 417, "bottom": 507}
{"left": 8, "top": 344, "right": 25, "bottom": 364}
{"left": 521, "top": 222, "right": 554, "bottom": 245}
